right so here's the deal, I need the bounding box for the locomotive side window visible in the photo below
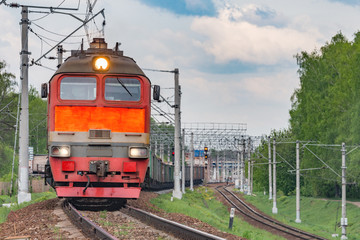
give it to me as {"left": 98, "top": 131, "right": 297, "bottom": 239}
{"left": 105, "top": 78, "right": 141, "bottom": 101}
{"left": 60, "top": 77, "right": 97, "bottom": 100}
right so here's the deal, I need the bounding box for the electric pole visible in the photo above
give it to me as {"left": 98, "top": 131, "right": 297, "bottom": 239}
{"left": 57, "top": 45, "right": 63, "bottom": 68}
{"left": 216, "top": 153, "right": 219, "bottom": 182}
{"left": 268, "top": 137, "right": 272, "bottom": 200}
{"left": 341, "top": 143, "right": 347, "bottom": 240}
{"left": 240, "top": 139, "right": 245, "bottom": 192}
{"left": 247, "top": 138, "right": 251, "bottom": 195}
{"left": 190, "top": 132, "right": 194, "bottom": 191}
{"left": 18, "top": 6, "right": 31, "bottom": 204}
{"left": 182, "top": 129, "right": 185, "bottom": 194}
{"left": 223, "top": 151, "right": 226, "bottom": 182}
{"left": 272, "top": 138, "right": 278, "bottom": 214}
{"left": 236, "top": 151, "right": 240, "bottom": 188}
{"left": 295, "top": 140, "right": 301, "bottom": 223}
{"left": 173, "top": 68, "right": 182, "bottom": 199}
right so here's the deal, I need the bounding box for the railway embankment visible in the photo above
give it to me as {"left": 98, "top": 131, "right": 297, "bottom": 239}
{"left": 3, "top": 185, "right": 356, "bottom": 239}
{"left": 239, "top": 189, "right": 360, "bottom": 240}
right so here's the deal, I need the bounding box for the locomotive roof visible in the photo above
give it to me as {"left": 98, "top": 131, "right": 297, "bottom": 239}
{"left": 53, "top": 40, "right": 146, "bottom": 78}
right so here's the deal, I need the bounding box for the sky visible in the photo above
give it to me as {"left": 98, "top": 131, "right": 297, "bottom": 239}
{"left": 1, "top": 0, "right": 360, "bottom": 136}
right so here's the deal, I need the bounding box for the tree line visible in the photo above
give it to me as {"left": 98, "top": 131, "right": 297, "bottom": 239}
{"left": 254, "top": 32, "right": 360, "bottom": 198}
{"left": 0, "top": 60, "right": 47, "bottom": 182}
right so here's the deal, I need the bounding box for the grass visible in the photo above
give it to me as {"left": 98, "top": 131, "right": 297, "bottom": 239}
{"left": 52, "top": 225, "right": 66, "bottom": 240}
{"left": 0, "top": 191, "right": 57, "bottom": 224}
{"left": 241, "top": 190, "right": 360, "bottom": 240}
{"left": 150, "top": 186, "right": 285, "bottom": 240}
{"left": 99, "top": 210, "right": 107, "bottom": 219}
{"left": 98, "top": 219, "right": 114, "bottom": 227}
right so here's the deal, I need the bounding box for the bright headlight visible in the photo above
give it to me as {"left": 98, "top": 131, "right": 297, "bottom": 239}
{"left": 93, "top": 57, "right": 109, "bottom": 71}
{"left": 129, "top": 147, "right": 148, "bottom": 159}
{"left": 51, "top": 145, "right": 71, "bottom": 157}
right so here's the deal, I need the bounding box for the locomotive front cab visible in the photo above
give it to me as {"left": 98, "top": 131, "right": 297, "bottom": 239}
{"left": 45, "top": 39, "right": 153, "bottom": 200}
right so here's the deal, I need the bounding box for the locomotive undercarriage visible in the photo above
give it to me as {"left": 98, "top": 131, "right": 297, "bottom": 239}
{"left": 68, "top": 197, "right": 127, "bottom": 210}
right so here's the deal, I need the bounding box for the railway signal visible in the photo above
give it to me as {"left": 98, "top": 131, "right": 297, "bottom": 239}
{"left": 204, "top": 147, "right": 208, "bottom": 159}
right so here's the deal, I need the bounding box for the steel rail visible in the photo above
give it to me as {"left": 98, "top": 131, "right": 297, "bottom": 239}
{"left": 124, "top": 205, "right": 226, "bottom": 240}
{"left": 216, "top": 186, "right": 328, "bottom": 240}
{"left": 223, "top": 187, "right": 328, "bottom": 239}
{"left": 62, "top": 200, "right": 118, "bottom": 240}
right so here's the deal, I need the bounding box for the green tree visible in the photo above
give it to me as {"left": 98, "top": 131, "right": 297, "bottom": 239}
{"left": 289, "top": 32, "right": 360, "bottom": 198}
{"left": 0, "top": 61, "right": 17, "bottom": 144}
{"left": 29, "top": 86, "right": 47, "bottom": 154}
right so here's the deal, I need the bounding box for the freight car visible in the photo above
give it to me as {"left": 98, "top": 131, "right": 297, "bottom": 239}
{"left": 143, "top": 154, "right": 204, "bottom": 190}
{"left": 42, "top": 38, "right": 160, "bottom": 207}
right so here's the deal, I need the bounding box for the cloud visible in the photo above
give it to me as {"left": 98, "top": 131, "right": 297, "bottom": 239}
{"left": 241, "top": 70, "right": 299, "bottom": 103}
{"left": 191, "top": 5, "right": 322, "bottom": 65}
{"left": 220, "top": 4, "right": 286, "bottom": 27}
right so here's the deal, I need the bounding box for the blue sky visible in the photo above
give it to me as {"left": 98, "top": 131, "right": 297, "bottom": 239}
{"left": 1, "top": 0, "right": 360, "bottom": 136}
{"left": 138, "top": 0, "right": 217, "bottom": 17}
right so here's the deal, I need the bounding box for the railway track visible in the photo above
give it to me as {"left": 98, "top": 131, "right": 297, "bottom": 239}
{"left": 62, "top": 200, "right": 226, "bottom": 240}
{"left": 216, "top": 186, "right": 328, "bottom": 240}
{"left": 62, "top": 200, "right": 118, "bottom": 239}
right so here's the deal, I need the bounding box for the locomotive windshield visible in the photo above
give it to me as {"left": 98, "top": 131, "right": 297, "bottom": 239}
{"left": 105, "top": 77, "right": 141, "bottom": 101}
{"left": 60, "top": 77, "right": 97, "bottom": 100}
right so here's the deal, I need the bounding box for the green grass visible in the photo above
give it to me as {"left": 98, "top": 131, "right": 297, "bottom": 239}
{"left": 150, "top": 187, "right": 285, "bottom": 240}
{"left": 241, "top": 191, "right": 360, "bottom": 240}
{"left": 0, "top": 191, "right": 57, "bottom": 224}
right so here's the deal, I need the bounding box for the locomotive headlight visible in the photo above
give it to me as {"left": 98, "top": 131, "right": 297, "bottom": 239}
{"left": 51, "top": 145, "right": 71, "bottom": 157}
{"left": 129, "top": 147, "right": 148, "bottom": 159}
{"left": 93, "top": 57, "right": 109, "bottom": 71}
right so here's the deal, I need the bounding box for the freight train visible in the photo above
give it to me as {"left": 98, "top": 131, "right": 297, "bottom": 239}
{"left": 42, "top": 38, "right": 203, "bottom": 207}
{"left": 144, "top": 154, "right": 204, "bottom": 190}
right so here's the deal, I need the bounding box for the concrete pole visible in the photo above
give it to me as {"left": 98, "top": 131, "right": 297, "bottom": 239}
{"left": 182, "top": 129, "right": 185, "bottom": 194}
{"left": 240, "top": 141, "right": 244, "bottom": 192}
{"left": 57, "top": 45, "right": 63, "bottom": 68}
{"left": 232, "top": 156, "right": 235, "bottom": 182}
{"left": 223, "top": 151, "right": 226, "bottom": 182}
{"left": 236, "top": 151, "right": 240, "bottom": 188}
{"left": 272, "top": 138, "right": 278, "bottom": 214}
{"left": 208, "top": 147, "right": 212, "bottom": 183}
{"left": 241, "top": 139, "right": 246, "bottom": 192}
{"left": 207, "top": 145, "right": 210, "bottom": 183}
{"left": 268, "top": 137, "right": 272, "bottom": 199}
{"left": 251, "top": 159, "right": 253, "bottom": 194}
{"left": 190, "top": 132, "right": 194, "bottom": 191}
{"left": 341, "top": 143, "right": 347, "bottom": 240}
{"left": 295, "top": 140, "right": 301, "bottom": 223}
{"left": 216, "top": 153, "right": 219, "bottom": 182}
{"left": 18, "top": 6, "right": 31, "bottom": 204}
{"left": 247, "top": 139, "right": 251, "bottom": 195}
{"left": 173, "top": 68, "right": 182, "bottom": 199}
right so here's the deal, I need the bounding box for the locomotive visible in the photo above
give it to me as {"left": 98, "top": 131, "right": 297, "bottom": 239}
{"left": 42, "top": 38, "right": 160, "bottom": 207}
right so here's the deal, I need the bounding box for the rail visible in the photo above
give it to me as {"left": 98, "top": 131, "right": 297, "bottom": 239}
{"left": 124, "top": 205, "right": 226, "bottom": 240}
{"left": 216, "top": 186, "right": 328, "bottom": 240}
{"left": 62, "top": 200, "right": 118, "bottom": 240}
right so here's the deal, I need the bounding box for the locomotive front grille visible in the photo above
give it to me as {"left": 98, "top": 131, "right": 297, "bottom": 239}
{"left": 89, "top": 129, "right": 111, "bottom": 139}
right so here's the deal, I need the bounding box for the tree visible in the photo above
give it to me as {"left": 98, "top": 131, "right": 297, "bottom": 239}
{"left": 289, "top": 32, "right": 360, "bottom": 198}
{"left": 0, "top": 61, "right": 17, "bottom": 144}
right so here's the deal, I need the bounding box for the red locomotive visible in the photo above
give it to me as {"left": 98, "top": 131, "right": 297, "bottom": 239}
{"left": 42, "top": 38, "right": 159, "bottom": 207}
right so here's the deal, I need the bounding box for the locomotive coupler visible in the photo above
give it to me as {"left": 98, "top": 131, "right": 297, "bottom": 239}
{"left": 89, "top": 160, "right": 109, "bottom": 177}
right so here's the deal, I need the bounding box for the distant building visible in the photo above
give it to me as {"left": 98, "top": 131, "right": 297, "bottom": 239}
{"left": 30, "top": 154, "right": 47, "bottom": 174}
